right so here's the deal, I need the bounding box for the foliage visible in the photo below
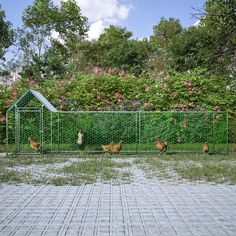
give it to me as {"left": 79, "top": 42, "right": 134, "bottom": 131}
{"left": 16, "top": 0, "right": 88, "bottom": 81}
{"left": 168, "top": 26, "right": 213, "bottom": 72}
{"left": 152, "top": 69, "right": 235, "bottom": 113}
{"left": 1, "top": 69, "right": 235, "bottom": 145}
{"left": 168, "top": 0, "right": 236, "bottom": 75}
{"left": 148, "top": 17, "right": 182, "bottom": 73}
{"left": 150, "top": 17, "right": 183, "bottom": 50}
{"left": 95, "top": 25, "right": 150, "bottom": 75}
{"left": 0, "top": 0, "right": 236, "bottom": 144}
{"left": 0, "top": 5, "right": 14, "bottom": 62}
{"left": 204, "top": 0, "right": 236, "bottom": 74}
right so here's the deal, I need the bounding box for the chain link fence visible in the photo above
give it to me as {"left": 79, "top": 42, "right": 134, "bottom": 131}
{"left": 6, "top": 110, "right": 228, "bottom": 155}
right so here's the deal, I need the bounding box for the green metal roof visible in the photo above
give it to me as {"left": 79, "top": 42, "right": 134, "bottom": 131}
{"left": 7, "top": 89, "right": 58, "bottom": 112}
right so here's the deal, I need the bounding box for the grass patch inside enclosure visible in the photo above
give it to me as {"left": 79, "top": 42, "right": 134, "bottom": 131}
{"left": 0, "top": 154, "right": 235, "bottom": 185}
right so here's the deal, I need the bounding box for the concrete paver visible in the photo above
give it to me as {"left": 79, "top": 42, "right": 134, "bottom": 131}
{"left": 0, "top": 183, "right": 236, "bottom": 236}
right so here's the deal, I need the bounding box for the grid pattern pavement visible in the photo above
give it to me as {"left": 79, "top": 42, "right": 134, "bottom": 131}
{"left": 0, "top": 183, "right": 236, "bottom": 236}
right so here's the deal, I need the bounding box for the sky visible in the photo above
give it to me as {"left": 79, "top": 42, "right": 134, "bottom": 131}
{"left": 1, "top": 0, "right": 206, "bottom": 40}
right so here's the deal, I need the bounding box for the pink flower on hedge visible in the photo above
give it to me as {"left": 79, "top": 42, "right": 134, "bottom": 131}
{"left": 0, "top": 116, "right": 6, "bottom": 123}
{"left": 11, "top": 92, "right": 17, "bottom": 99}
{"left": 29, "top": 79, "right": 38, "bottom": 85}
{"left": 96, "top": 96, "right": 102, "bottom": 100}
{"left": 4, "top": 99, "right": 13, "bottom": 105}
{"left": 108, "top": 68, "right": 115, "bottom": 75}
{"left": 92, "top": 66, "right": 103, "bottom": 75}
{"left": 114, "top": 92, "right": 124, "bottom": 101}
{"left": 183, "top": 81, "right": 193, "bottom": 87}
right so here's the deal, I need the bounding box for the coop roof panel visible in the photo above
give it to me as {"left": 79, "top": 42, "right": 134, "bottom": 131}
{"left": 7, "top": 89, "right": 58, "bottom": 112}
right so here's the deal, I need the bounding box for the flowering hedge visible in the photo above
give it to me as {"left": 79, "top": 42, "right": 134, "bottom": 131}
{"left": 0, "top": 69, "right": 235, "bottom": 144}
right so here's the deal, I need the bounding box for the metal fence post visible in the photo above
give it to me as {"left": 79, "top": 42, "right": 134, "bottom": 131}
{"left": 6, "top": 112, "right": 8, "bottom": 157}
{"left": 226, "top": 112, "right": 229, "bottom": 155}
{"left": 57, "top": 113, "right": 60, "bottom": 152}
{"left": 50, "top": 113, "right": 53, "bottom": 154}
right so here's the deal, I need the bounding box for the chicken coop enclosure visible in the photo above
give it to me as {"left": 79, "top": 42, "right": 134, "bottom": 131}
{"left": 6, "top": 90, "right": 228, "bottom": 156}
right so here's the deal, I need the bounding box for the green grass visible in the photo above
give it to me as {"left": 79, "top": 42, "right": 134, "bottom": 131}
{"left": 0, "top": 155, "right": 68, "bottom": 184}
{"left": 60, "top": 158, "right": 132, "bottom": 185}
{"left": 0, "top": 153, "right": 235, "bottom": 185}
{"left": 172, "top": 160, "right": 236, "bottom": 184}
{"left": 0, "top": 155, "right": 133, "bottom": 185}
{"left": 5, "top": 142, "right": 232, "bottom": 154}
{"left": 134, "top": 155, "right": 236, "bottom": 184}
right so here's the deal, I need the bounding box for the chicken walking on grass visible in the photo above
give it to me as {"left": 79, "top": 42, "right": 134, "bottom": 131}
{"left": 202, "top": 141, "right": 209, "bottom": 154}
{"left": 111, "top": 140, "right": 123, "bottom": 154}
{"left": 77, "top": 129, "right": 85, "bottom": 153}
{"left": 156, "top": 138, "right": 167, "bottom": 154}
{"left": 101, "top": 142, "right": 113, "bottom": 154}
{"left": 28, "top": 136, "right": 41, "bottom": 152}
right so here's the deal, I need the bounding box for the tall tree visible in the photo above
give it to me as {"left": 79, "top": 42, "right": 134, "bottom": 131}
{"left": 95, "top": 25, "right": 150, "bottom": 74}
{"left": 17, "top": 0, "right": 88, "bottom": 80}
{"left": 149, "top": 17, "right": 182, "bottom": 73}
{"left": 168, "top": 26, "right": 213, "bottom": 72}
{"left": 0, "top": 5, "right": 14, "bottom": 62}
{"left": 204, "top": 0, "right": 236, "bottom": 74}
{"left": 53, "top": 0, "right": 88, "bottom": 70}
{"left": 150, "top": 17, "right": 183, "bottom": 50}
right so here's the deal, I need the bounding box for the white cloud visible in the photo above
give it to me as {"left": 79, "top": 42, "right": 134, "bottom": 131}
{"left": 54, "top": 0, "right": 132, "bottom": 40}
{"left": 50, "top": 30, "right": 65, "bottom": 44}
{"left": 87, "top": 20, "right": 105, "bottom": 40}
{"left": 193, "top": 20, "right": 200, "bottom": 26}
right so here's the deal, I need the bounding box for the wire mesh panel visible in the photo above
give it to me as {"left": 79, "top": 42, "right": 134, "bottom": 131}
{"left": 6, "top": 111, "right": 16, "bottom": 155}
{"left": 18, "top": 108, "right": 41, "bottom": 154}
{"left": 212, "top": 112, "right": 228, "bottom": 154}
{"left": 54, "top": 112, "right": 138, "bottom": 153}
{"left": 139, "top": 112, "right": 174, "bottom": 153}
{"left": 139, "top": 111, "right": 228, "bottom": 154}
{"left": 41, "top": 108, "right": 53, "bottom": 154}
{"left": 6, "top": 109, "right": 228, "bottom": 155}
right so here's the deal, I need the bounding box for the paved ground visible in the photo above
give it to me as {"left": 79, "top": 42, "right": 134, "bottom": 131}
{"left": 0, "top": 183, "right": 236, "bottom": 236}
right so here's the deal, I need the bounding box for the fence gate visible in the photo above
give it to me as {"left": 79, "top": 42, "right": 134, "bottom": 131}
{"left": 16, "top": 108, "right": 42, "bottom": 154}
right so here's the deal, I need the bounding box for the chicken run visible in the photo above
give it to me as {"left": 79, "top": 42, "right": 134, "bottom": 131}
{"left": 6, "top": 90, "right": 228, "bottom": 156}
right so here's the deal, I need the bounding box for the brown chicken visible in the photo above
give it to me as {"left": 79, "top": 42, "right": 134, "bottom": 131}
{"left": 101, "top": 142, "right": 113, "bottom": 153}
{"left": 111, "top": 140, "right": 123, "bottom": 154}
{"left": 156, "top": 138, "right": 167, "bottom": 154}
{"left": 202, "top": 141, "right": 209, "bottom": 154}
{"left": 28, "top": 136, "right": 41, "bottom": 152}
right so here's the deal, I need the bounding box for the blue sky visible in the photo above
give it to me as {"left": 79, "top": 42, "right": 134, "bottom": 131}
{"left": 1, "top": 0, "right": 206, "bottom": 39}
